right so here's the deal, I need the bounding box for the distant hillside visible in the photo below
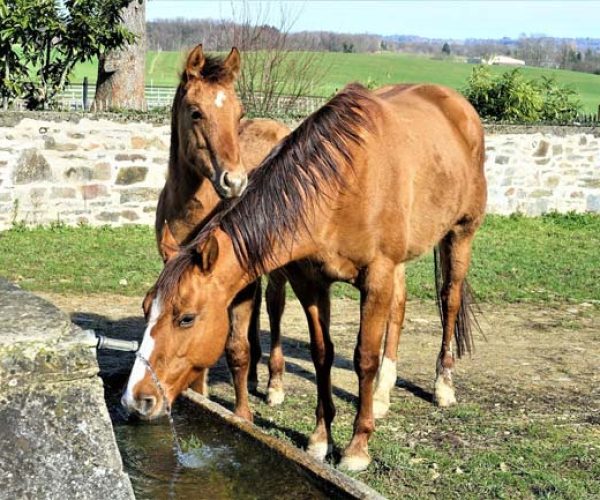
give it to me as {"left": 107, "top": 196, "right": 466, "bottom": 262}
{"left": 72, "top": 51, "right": 600, "bottom": 113}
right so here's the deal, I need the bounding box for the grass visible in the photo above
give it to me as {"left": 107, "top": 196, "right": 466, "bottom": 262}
{"left": 251, "top": 385, "right": 599, "bottom": 499}
{"left": 0, "top": 213, "right": 599, "bottom": 303}
{"left": 71, "top": 51, "right": 600, "bottom": 114}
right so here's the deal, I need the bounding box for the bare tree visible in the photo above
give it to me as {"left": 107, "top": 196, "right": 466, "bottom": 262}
{"left": 94, "top": 0, "right": 146, "bottom": 111}
{"left": 227, "top": 1, "right": 329, "bottom": 116}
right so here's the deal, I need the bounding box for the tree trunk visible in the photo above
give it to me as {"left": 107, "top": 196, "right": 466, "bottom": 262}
{"left": 94, "top": 0, "right": 146, "bottom": 111}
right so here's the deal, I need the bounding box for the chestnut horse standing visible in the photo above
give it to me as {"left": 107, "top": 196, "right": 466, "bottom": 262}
{"left": 123, "top": 82, "right": 487, "bottom": 471}
{"left": 154, "top": 44, "right": 289, "bottom": 396}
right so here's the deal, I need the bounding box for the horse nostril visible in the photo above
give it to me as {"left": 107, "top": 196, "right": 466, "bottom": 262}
{"left": 138, "top": 394, "right": 157, "bottom": 416}
{"left": 223, "top": 172, "right": 236, "bottom": 187}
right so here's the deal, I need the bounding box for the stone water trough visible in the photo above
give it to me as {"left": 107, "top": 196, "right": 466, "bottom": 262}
{"left": 0, "top": 279, "right": 384, "bottom": 499}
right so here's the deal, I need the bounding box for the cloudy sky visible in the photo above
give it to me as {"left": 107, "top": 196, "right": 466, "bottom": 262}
{"left": 147, "top": 1, "right": 600, "bottom": 39}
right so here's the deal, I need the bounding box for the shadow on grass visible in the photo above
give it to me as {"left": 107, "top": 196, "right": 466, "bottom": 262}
{"left": 70, "top": 311, "right": 433, "bottom": 421}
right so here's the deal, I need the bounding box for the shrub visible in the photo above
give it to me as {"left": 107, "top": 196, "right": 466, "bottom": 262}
{"left": 463, "top": 66, "right": 581, "bottom": 124}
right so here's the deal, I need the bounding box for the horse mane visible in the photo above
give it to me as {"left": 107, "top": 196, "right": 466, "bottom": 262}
{"left": 157, "top": 83, "right": 376, "bottom": 299}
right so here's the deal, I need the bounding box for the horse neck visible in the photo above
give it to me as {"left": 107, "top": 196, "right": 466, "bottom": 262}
{"left": 213, "top": 223, "right": 318, "bottom": 297}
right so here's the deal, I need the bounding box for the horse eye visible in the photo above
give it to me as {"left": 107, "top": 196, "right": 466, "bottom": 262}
{"left": 191, "top": 110, "right": 203, "bottom": 121}
{"left": 179, "top": 314, "right": 196, "bottom": 328}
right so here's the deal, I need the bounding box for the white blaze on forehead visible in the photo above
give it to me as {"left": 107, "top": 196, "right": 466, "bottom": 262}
{"left": 123, "top": 294, "right": 162, "bottom": 403}
{"left": 214, "top": 90, "right": 226, "bottom": 108}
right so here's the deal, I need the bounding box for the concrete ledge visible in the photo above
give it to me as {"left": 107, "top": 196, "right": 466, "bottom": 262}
{"left": 184, "top": 389, "right": 386, "bottom": 500}
{"left": 0, "top": 279, "right": 134, "bottom": 499}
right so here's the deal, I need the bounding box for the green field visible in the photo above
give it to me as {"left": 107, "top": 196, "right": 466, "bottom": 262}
{"left": 72, "top": 51, "right": 600, "bottom": 113}
{"left": 1, "top": 213, "right": 599, "bottom": 303}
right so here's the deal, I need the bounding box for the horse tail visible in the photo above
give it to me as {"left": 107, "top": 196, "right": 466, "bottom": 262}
{"left": 433, "top": 246, "right": 482, "bottom": 358}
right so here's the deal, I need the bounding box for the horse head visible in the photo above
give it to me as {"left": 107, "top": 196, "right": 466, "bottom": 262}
{"left": 172, "top": 44, "right": 248, "bottom": 198}
{"left": 121, "top": 230, "right": 231, "bottom": 419}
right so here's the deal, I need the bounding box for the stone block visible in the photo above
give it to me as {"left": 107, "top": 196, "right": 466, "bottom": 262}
{"left": 13, "top": 149, "right": 53, "bottom": 184}
{"left": 81, "top": 184, "right": 109, "bottom": 200}
{"left": 533, "top": 140, "right": 550, "bottom": 157}
{"left": 0, "top": 279, "right": 134, "bottom": 500}
{"left": 120, "top": 188, "right": 161, "bottom": 203}
{"left": 45, "top": 137, "right": 78, "bottom": 152}
{"left": 544, "top": 176, "right": 560, "bottom": 188}
{"left": 116, "top": 166, "right": 148, "bottom": 185}
{"left": 495, "top": 155, "right": 510, "bottom": 164}
{"left": 93, "top": 162, "right": 112, "bottom": 181}
{"left": 96, "top": 211, "right": 120, "bottom": 222}
{"left": 586, "top": 194, "right": 600, "bottom": 212}
{"left": 50, "top": 186, "right": 77, "bottom": 199}
{"left": 530, "top": 189, "right": 552, "bottom": 198}
{"left": 114, "top": 153, "right": 146, "bottom": 162}
{"left": 65, "top": 166, "right": 93, "bottom": 182}
{"left": 552, "top": 144, "right": 563, "bottom": 155}
{"left": 120, "top": 210, "right": 140, "bottom": 221}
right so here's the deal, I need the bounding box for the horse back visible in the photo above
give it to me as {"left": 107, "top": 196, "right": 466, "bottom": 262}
{"left": 239, "top": 119, "right": 290, "bottom": 172}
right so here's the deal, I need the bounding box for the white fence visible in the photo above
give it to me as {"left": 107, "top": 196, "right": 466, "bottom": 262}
{"left": 9, "top": 83, "right": 326, "bottom": 116}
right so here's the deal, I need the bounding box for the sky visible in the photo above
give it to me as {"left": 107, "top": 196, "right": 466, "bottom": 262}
{"left": 146, "top": 1, "right": 600, "bottom": 40}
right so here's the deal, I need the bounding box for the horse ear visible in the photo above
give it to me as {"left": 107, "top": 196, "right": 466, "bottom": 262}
{"left": 223, "top": 47, "right": 241, "bottom": 79}
{"left": 195, "top": 234, "right": 219, "bottom": 273}
{"left": 160, "top": 223, "right": 180, "bottom": 263}
{"left": 186, "top": 44, "right": 205, "bottom": 80}
{"left": 141, "top": 289, "right": 155, "bottom": 321}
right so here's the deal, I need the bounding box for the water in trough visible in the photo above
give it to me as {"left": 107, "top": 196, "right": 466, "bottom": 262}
{"left": 98, "top": 343, "right": 329, "bottom": 499}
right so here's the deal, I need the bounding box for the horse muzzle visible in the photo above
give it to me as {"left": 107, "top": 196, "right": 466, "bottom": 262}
{"left": 121, "top": 391, "right": 165, "bottom": 420}
{"left": 217, "top": 170, "right": 248, "bottom": 198}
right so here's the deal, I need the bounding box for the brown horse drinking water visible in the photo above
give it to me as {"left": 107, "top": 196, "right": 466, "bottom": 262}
{"left": 153, "top": 43, "right": 289, "bottom": 396}
{"left": 123, "top": 82, "right": 487, "bottom": 470}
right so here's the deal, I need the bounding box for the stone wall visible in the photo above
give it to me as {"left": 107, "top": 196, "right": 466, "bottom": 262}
{"left": 0, "top": 114, "right": 598, "bottom": 229}
{"left": 0, "top": 279, "right": 134, "bottom": 499}
{"left": 485, "top": 126, "right": 600, "bottom": 215}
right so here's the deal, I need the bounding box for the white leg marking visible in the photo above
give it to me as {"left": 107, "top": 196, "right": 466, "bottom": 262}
{"left": 434, "top": 370, "right": 457, "bottom": 407}
{"left": 306, "top": 441, "right": 332, "bottom": 462}
{"left": 123, "top": 294, "right": 161, "bottom": 406}
{"left": 214, "top": 90, "right": 226, "bottom": 108}
{"left": 339, "top": 453, "right": 371, "bottom": 472}
{"left": 267, "top": 387, "right": 285, "bottom": 406}
{"left": 373, "top": 356, "right": 397, "bottom": 419}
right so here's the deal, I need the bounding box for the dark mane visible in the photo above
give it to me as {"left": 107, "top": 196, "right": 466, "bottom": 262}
{"left": 157, "top": 83, "right": 376, "bottom": 299}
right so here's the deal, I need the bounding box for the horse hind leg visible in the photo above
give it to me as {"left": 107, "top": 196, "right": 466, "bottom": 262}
{"left": 434, "top": 228, "right": 477, "bottom": 408}
{"left": 373, "top": 264, "right": 406, "bottom": 419}
{"left": 265, "top": 271, "right": 286, "bottom": 406}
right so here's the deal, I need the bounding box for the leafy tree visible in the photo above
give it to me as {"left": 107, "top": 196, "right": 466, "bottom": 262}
{"left": 1, "top": 0, "right": 135, "bottom": 109}
{"left": 463, "top": 66, "right": 581, "bottom": 124}
{"left": 442, "top": 42, "right": 451, "bottom": 56}
{"left": 0, "top": 1, "right": 29, "bottom": 109}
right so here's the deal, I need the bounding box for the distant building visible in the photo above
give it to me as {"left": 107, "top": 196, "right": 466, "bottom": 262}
{"left": 486, "top": 55, "right": 526, "bottom": 66}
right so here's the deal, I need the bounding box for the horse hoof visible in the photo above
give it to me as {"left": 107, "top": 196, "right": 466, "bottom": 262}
{"left": 247, "top": 379, "right": 259, "bottom": 393}
{"left": 372, "top": 399, "right": 390, "bottom": 419}
{"left": 267, "top": 387, "right": 285, "bottom": 406}
{"left": 306, "top": 441, "right": 332, "bottom": 462}
{"left": 339, "top": 452, "right": 371, "bottom": 472}
{"left": 434, "top": 377, "right": 457, "bottom": 407}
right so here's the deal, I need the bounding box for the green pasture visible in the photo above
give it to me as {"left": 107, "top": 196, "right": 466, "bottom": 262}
{"left": 1, "top": 213, "right": 599, "bottom": 304}
{"left": 71, "top": 51, "right": 600, "bottom": 114}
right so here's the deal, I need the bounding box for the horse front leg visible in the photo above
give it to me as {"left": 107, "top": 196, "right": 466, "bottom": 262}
{"left": 289, "top": 270, "right": 334, "bottom": 462}
{"left": 225, "top": 282, "right": 260, "bottom": 422}
{"left": 247, "top": 279, "right": 262, "bottom": 393}
{"left": 340, "top": 261, "right": 393, "bottom": 472}
{"left": 373, "top": 263, "right": 406, "bottom": 419}
{"left": 265, "top": 271, "right": 287, "bottom": 405}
